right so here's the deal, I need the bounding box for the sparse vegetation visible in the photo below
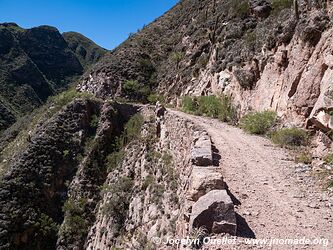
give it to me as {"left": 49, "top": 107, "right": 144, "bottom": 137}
{"left": 271, "top": 127, "right": 308, "bottom": 147}
{"left": 323, "top": 153, "right": 333, "bottom": 165}
{"left": 295, "top": 151, "right": 312, "bottom": 164}
{"left": 105, "top": 114, "right": 144, "bottom": 172}
{"left": 122, "top": 114, "right": 144, "bottom": 144}
{"left": 89, "top": 114, "right": 99, "bottom": 129}
{"left": 240, "top": 111, "right": 277, "bottom": 134}
{"left": 123, "top": 80, "right": 151, "bottom": 102}
{"left": 61, "top": 198, "right": 88, "bottom": 241}
{"left": 230, "top": 0, "right": 250, "bottom": 18}
{"left": 102, "top": 176, "right": 134, "bottom": 225}
{"left": 170, "top": 51, "right": 184, "bottom": 68}
{"left": 48, "top": 88, "right": 94, "bottom": 116}
{"left": 147, "top": 93, "right": 166, "bottom": 104}
{"left": 181, "top": 95, "right": 237, "bottom": 123}
{"left": 271, "top": 0, "right": 293, "bottom": 15}
{"left": 142, "top": 174, "right": 155, "bottom": 190}
{"left": 106, "top": 151, "right": 125, "bottom": 171}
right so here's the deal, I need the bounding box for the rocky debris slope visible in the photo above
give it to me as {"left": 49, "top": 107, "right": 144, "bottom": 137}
{"left": 0, "top": 23, "right": 106, "bottom": 131}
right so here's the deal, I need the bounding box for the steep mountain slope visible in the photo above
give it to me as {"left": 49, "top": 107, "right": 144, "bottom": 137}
{"left": 63, "top": 32, "right": 107, "bottom": 70}
{"left": 0, "top": 23, "right": 106, "bottom": 132}
{"left": 79, "top": 0, "right": 332, "bottom": 133}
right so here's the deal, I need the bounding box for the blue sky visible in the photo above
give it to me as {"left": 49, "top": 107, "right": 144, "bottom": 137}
{"left": 0, "top": 0, "right": 179, "bottom": 50}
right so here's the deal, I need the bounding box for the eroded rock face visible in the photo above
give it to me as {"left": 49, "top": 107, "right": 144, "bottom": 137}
{"left": 0, "top": 99, "right": 100, "bottom": 249}
{"left": 190, "top": 190, "right": 237, "bottom": 235}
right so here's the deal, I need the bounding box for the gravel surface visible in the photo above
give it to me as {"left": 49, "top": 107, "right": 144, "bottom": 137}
{"left": 171, "top": 110, "right": 333, "bottom": 250}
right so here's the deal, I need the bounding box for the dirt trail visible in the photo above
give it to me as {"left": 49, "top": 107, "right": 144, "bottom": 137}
{"left": 170, "top": 110, "right": 333, "bottom": 249}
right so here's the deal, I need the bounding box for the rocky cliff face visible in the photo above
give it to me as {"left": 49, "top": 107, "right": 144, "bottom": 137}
{"left": 79, "top": 0, "right": 332, "bottom": 136}
{"left": 0, "top": 99, "right": 229, "bottom": 249}
{"left": 0, "top": 98, "right": 140, "bottom": 249}
{"left": 0, "top": 23, "right": 106, "bottom": 132}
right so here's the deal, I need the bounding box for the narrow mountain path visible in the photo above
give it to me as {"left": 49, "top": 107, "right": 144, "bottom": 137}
{"left": 170, "top": 109, "right": 333, "bottom": 249}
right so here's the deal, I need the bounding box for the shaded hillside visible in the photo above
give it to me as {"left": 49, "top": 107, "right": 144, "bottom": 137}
{"left": 63, "top": 32, "right": 107, "bottom": 69}
{"left": 0, "top": 23, "right": 106, "bottom": 132}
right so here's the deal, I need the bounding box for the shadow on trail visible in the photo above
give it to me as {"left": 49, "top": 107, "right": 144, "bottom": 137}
{"left": 226, "top": 187, "right": 256, "bottom": 238}
{"left": 212, "top": 144, "right": 221, "bottom": 166}
{"left": 236, "top": 213, "right": 256, "bottom": 238}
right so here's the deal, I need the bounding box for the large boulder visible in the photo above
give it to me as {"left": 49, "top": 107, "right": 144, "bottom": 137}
{"left": 191, "top": 134, "right": 213, "bottom": 166}
{"left": 188, "top": 167, "right": 226, "bottom": 201}
{"left": 190, "top": 190, "right": 237, "bottom": 235}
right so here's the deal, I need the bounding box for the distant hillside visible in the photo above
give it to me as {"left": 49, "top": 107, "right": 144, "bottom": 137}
{"left": 63, "top": 32, "right": 107, "bottom": 69}
{"left": 0, "top": 23, "right": 106, "bottom": 132}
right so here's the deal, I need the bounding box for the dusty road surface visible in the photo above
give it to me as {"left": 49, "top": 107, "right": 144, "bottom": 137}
{"left": 170, "top": 109, "right": 333, "bottom": 249}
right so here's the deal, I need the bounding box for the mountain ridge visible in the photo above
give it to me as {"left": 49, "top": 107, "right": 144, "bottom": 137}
{"left": 0, "top": 23, "right": 106, "bottom": 132}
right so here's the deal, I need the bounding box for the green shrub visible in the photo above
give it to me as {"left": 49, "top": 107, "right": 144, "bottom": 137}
{"left": 181, "top": 96, "right": 198, "bottom": 114}
{"left": 295, "top": 151, "right": 312, "bottom": 164}
{"left": 90, "top": 114, "right": 99, "bottom": 129}
{"left": 62, "top": 198, "right": 88, "bottom": 238}
{"left": 36, "top": 213, "right": 59, "bottom": 237}
{"left": 142, "top": 174, "right": 155, "bottom": 190}
{"left": 181, "top": 95, "right": 237, "bottom": 123}
{"left": 231, "top": 0, "right": 250, "bottom": 18}
{"left": 123, "top": 114, "right": 144, "bottom": 144}
{"left": 102, "top": 177, "right": 134, "bottom": 224}
{"left": 218, "top": 95, "right": 238, "bottom": 123}
{"left": 63, "top": 150, "right": 70, "bottom": 157}
{"left": 123, "top": 80, "right": 151, "bottom": 101}
{"left": 106, "top": 151, "right": 125, "bottom": 171}
{"left": 271, "top": 0, "right": 293, "bottom": 14}
{"left": 323, "top": 154, "right": 333, "bottom": 165}
{"left": 147, "top": 93, "right": 165, "bottom": 104}
{"left": 240, "top": 111, "right": 277, "bottom": 134}
{"left": 197, "top": 96, "right": 223, "bottom": 117}
{"left": 170, "top": 51, "right": 184, "bottom": 67}
{"left": 162, "top": 152, "right": 173, "bottom": 166}
{"left": 271, "top": 128, "right": 308, "bottom": 147}
{"left": 138, "top": 58, "right": 155, "bottom": 78}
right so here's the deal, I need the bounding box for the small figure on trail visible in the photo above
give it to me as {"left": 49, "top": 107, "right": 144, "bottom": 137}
{"left": 155, "top": 101, "right": 166, "bottom": 118}
{"left": 155, "top": 101, "right": 166, "bottom": 138}
{"left": 27, "top": 130, "right": 32, "bottom": 143}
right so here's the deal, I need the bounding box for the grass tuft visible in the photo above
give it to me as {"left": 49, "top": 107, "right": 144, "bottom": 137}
{"left": 271, "top": 127, "right": 308, "bottom": 147}
{"left": 240, "top": 111, "right": 277, "bottom": 134}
